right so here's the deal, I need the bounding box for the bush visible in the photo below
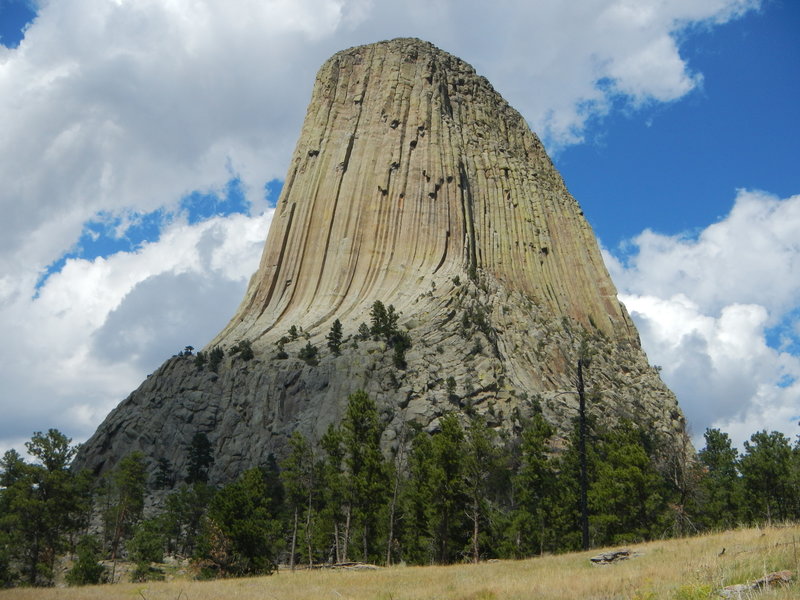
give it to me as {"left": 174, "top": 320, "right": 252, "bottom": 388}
{"left": 196, "top": 468, "right": 283, "bottom": 577}
{"left": 231, "top": 339, "right": 254, "bottom": 361}
{"left": 208, "top": 347, "right": 224, "bottom": 372}
{"left": 446, "top": 376, "right": 457, "bottom": 400}
{"left": 129, "top": 562, "right": 164, "bottom": 583}
{"left": 65, "top": 536, "right": 106, "bottom": 586}
{"left": 128, "top": 519, "right": 166, "bottom": 582}
{"left": 129, "top": 520, "right": 165, "bottom": 565}
{"left": 274, "top": 337, "right": 289, "bottom": 360}
{"left": 298, "top": 342, "right": 318, "bottom": 366}
{"left": 392, "top": 331, "right": 412, "bottom": 369}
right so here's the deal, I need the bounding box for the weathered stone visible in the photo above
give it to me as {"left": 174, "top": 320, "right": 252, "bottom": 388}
{"left": 589, "top": 549, "right": 640, "bottom": 565}
{"left": 720, "top": 570, "right": 792, "bottom": 598}
{"left": 74, "top": 38, "right": 690, "bottom": 485}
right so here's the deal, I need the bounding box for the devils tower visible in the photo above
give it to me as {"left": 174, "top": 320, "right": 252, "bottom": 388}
{"left": 75, "top": 38, "right": 688, "bottom": 483}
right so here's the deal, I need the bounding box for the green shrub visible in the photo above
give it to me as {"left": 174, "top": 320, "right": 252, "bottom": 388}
{"left": 65, "top": 536, "right": 106, "bottom": 586}
{"left": 208, "top": 346, "right": 224, "bottom": 372}
{"left": 231, "top": 339, "right": 254, "bottom": 361}
{"left": 298, "top": 342, "right": 318, "bottom": 366}
{"left": 673, "top": 584, "right": 712, "bottom": 600}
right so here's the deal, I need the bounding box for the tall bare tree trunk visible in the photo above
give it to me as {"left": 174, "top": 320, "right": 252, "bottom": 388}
{"left": 110, "top": 501, "right": 128, "bottom": 583}
{"left": 305, "top": 489, "right": 313, "bottom": 567}
{"left": 471, "top": 499, "right": 480, "bottom": 564}
{"left": 578, "top": 359, "right": 590, "bottom": 551}
{"left": 289, "top": 507, "right": 298, "bottom": 571}
{"left": 386, "top": 432, "right": 406, "bottom": 566}
{"left": 342, "top": 505, "right": 351, "bottom": 562}
{"left": 333, "top": 522, "right": 341, "bottom": 564}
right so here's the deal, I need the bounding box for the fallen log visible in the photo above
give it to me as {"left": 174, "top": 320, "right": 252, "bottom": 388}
{"left": 589, "top": 549, "right": 641, "bottom": 565}
{"left": 720, "top": 570, "right": 792, "bottom": 598}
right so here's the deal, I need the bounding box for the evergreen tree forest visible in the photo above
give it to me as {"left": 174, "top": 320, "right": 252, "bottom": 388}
{"left": 2, "top": 399, "right": 800, "bottom": 587}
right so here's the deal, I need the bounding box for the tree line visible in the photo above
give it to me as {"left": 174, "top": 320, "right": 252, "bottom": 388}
{"left": 2, "top": 393, "right": 800, "bottom": 587}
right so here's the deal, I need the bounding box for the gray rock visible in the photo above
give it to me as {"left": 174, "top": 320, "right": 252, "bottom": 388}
{"left": 73, "top": 38, "right": 692, "bottom": 487}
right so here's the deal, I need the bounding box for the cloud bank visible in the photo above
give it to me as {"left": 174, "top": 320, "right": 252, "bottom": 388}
{"left": 0, "top": 212, "right": 271, "bottom": 452}
{"left": 606, "top": 190, "right": 800, "bottom": 446}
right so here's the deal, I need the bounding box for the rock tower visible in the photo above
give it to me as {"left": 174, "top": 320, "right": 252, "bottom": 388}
{"left": 75, "top": 39, "right": 688, "bottom": 483}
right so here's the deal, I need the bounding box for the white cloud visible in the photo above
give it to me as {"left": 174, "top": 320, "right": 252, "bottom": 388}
{"left": 610, "top": 190, "right": 800, "bottom": 318}
{"left": 0, "top": 0, "right": 760, "bottom": 274}
{"left": 0, "top": 211, "right": 271, "bottom": 453}
{"left": 607, "top": 190, "right": 800, "bottom": 447}
{"left": 0, "top": 0, "right": 763, "bottom": 452}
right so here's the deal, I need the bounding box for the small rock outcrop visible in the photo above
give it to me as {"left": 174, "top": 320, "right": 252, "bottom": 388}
{"left": 720, "top": 570, "right": 793, "bottom": 598}
{"left": 74, "top": 38, "right": 690, "bottom": 485}
{"left": 589, "top": 549, "right": 641, "bottom": 565}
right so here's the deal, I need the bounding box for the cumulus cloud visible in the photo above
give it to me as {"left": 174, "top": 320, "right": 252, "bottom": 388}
{"left": 0, "top": 211, "right": 272, "bottom": 453}
{"left": 0, "top": 0, "right": 763, "bottom": 451}
{"left": 606, "top": 190, "right": 800, "bottom": 447}
{"left": 0, "top": 0, "right": 759, "bottom": 275}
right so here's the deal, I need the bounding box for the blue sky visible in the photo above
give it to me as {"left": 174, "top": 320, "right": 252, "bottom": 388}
{"left": 0, "top": 0, "right": 797, "bottom": 452}
{"left": 0, "top": 0, "right": 35, "bottom": 48}
{"left": 558, "top": 0, "right": 800, "bottom": 247}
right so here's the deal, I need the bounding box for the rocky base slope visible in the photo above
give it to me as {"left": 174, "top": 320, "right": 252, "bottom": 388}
{"left": 75, "top": 274, "right": 684, "bottom": 485}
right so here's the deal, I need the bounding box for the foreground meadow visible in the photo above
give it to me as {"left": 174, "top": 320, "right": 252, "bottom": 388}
{"left": 2, "top": 525, "right": 798, "bottom": 600}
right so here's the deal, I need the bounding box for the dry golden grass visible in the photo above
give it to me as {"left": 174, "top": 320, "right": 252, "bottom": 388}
{"left": 2, "top": 525, "right": 799, "bottom": 600}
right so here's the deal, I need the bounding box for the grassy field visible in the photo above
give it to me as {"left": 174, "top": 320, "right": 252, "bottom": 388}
{"left": 2, "top": 525, "right": 798, "bottom": 600}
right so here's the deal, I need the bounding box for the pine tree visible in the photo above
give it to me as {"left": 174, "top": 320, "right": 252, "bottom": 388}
{"left": 509, "top": 413, "right": 556, "bottom": 557}
{"left": 199, "top": 467, "right": 284, "bottom": 577}
{"left": 298, "top": 342, "right": 319, "bottom": 365}
{"left": 230, "top": 339, "right": 254, "bottom": 361}
{"left": 319, "top": 424, "right": 347, "bottom": 563}
{"left": 342, "top": 390, "right": 389, "bottom": 562}
{"left": 588, "top": 422, "right": 669, "bottom": 546}
{"left": 65, "top": 535, "right": 106, "bottom": 586}
{"left": 153, "top": 457, "right": 174, "bottom": 489}
{"left": 550, "top": 414, "right": 600, "bottom": 552}
{"left": 463, "top": 414, "right": 501, "bottom": 563}
{"left": 208, "top": 346, "right": 224, "bottom": 372}
{"left": 401, "top": 429, "right": 436, "bottom": 564}
{"left": 369, "top": 301, "right": 389, "bottom": 340}
{"left": 428, "top": 413, "right": 468, "bottom": 563}
{"left": 186, "top": 432, "right": 214, "bottom": 484}
{"left": 739, "top": 430, "right": 796, "bottom": 523}
{"left": 326, "top": 319, "right": 343, "bottom": 356}
{"left": 162, "top": 482, "right": 214, "bottom": 556}
{"left": 128, "top": 518, "right": 167, "bottom": 582}
{"left": 280, "top": 432, "right": 317, "bottom": 570}
{"left": 698, "top": 428, "right": 742, "bottom": 529}
{"left": 0, "top": 430, "right": 91, "bottom": 586}
{"left": 102, "top": 452, "right": 147, "bottom": 570}
{"left": 658, "top": 430, "right": 703, "bottom": 537}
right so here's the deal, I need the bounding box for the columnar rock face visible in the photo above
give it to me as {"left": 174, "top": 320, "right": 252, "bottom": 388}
{"left": 74, "top": 39, "right": 689, "bottom": 484}
{"left": 213, "top": 38, "right": 624, "bottom": 347}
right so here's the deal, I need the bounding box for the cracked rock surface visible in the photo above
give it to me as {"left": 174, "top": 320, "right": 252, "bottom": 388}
{"left": 74, "top": 38, "right": 689, "bottom": 484}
